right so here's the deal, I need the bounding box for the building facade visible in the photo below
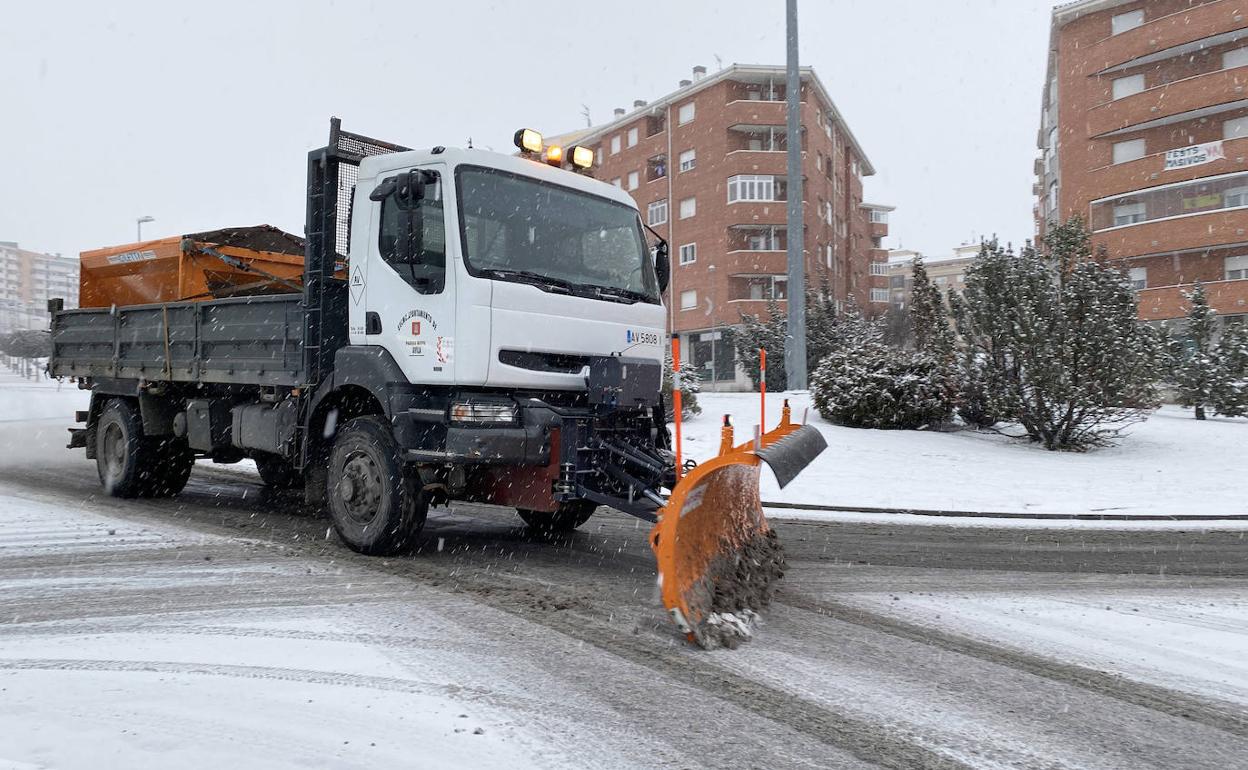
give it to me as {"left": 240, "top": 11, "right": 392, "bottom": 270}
{"left": 567, "top": 64, "right": 889, "bottom": 389}
{"left": 1037, "top": 0, "right": 1248, "bottom": 325}
{"left": 0, "top": 242, "right": 79, "bottom": 334}
{"left": 886, "top": 244, "right": 979, "bottom": 312}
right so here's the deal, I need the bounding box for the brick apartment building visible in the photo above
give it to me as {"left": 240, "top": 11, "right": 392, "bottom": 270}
{"left": 0, "top": 242, "right": 79, "bottom": 334}
{"left": 1037, "top": 0, "right": 1248, "bottom": 325}
{"left": 564, "top": 64, "right": 890, "bottom": 389}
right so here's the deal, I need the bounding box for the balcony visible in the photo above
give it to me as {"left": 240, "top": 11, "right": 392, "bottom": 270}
{"left": 1090, "top": 1, "right": 1248, "bottom": 75}
{"left": 1089, "top": 135, "right": 1248, "bottom": 198}
{"left": 1088, "top": 66, "right": 1248, "bottom": 137}
{"left": 1135, "top": 277, "right": 1248, "bottom": 321}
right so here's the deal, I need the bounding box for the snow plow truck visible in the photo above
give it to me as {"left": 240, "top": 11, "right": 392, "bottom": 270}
{"left": 47, "top": 120, "right": 825, "bottom": 646}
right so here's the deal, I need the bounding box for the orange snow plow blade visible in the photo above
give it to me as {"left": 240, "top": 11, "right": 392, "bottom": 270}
{"left": 650, "top": 402, "right": 826, "bottom": 648}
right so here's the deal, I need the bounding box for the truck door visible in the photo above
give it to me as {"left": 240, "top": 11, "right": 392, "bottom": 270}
{"left": 364, "top": 164, "right": 456, "bottom": 385}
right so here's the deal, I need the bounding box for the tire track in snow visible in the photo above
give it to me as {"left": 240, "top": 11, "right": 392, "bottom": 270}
{"left": 774, "top": 589, "right": 1248, "bottom": 739}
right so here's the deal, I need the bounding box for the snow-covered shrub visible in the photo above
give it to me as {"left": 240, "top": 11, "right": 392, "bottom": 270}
{"left": 810, "top": 308, "right": 953, "bottom": 430}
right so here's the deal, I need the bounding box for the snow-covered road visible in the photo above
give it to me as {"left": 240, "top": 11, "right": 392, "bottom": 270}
{"left": 2, "top": 373, "right": 1247, "bottom": 768}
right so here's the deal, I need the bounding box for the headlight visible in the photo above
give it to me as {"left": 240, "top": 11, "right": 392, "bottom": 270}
{"left": 569, "top": 145, "right": 594, "bottom": 168}
{"left": 514, "top": 128, "right": 543, "bottom": 153}
{"left": 450, "top": 401, "right": 519, "bottom": 424}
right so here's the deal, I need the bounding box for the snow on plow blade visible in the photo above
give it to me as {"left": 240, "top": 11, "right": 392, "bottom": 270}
{"left": 650, "top": 403, "right": 826, "bottom": 648}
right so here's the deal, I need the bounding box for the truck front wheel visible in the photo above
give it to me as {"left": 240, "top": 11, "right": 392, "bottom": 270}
{"left": 326, "top": 416, "right": 427, "bottom": 555}
{"left": 96, "top": 399, "right": 192, "bottom": 498}
{"left": 517, "top": 501, "right": 598, "bottom": 535}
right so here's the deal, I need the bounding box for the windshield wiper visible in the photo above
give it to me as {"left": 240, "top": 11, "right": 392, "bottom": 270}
{"left": 484, "top": 268, "right": 573, "bottom": 294}
{"left": 583, "top": 284, "right": 653, "bottom": 304}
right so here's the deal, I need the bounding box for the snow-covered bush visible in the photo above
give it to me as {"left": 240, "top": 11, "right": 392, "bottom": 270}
{"left": 812, "top": 345, "right": 954, "bottom": 430}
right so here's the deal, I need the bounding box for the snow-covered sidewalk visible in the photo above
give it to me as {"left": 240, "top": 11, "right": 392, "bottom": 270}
{"left": 682, "top": 391, "right": 1248, "bottom": 519}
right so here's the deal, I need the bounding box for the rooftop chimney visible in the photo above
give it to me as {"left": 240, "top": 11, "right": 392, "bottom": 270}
{"left": 679, "top": 79, "right": 692, "bottom": 88}
{"left": 613, "top": 107, "right": 626, "bottom": 118}
{"left": 633, "top": 99, "right": 647, "bottom": 108}
{"left": 692, "top": 65, "right": 707, "bottom": 81}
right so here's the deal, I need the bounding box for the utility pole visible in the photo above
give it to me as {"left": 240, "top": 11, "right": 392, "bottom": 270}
{"left": 784, "top": 0, "right": 807, "bottom": 389}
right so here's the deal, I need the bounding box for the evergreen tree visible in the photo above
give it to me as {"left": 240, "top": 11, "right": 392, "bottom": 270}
{"left": 1174, "top": 283, "right": 1220, "bottom": 420}
{"left": 662, "top": 348, "right": 702, "bottom": 419}
{"left": 727, "top": 298, "right": 789, "bottom": 391}
{"left": 1213, "top": 323, "right": 1248, "bottom": 417}
{"left": 908, "top": 255, "right": 956, "bottom": 362}
{"left": 958, "top": 221, "right": 1158, "bottom": 450}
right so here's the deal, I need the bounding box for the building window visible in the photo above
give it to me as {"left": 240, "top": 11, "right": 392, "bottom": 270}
{"left": 1092, "top": 171, "right": 1248, "bottom": 230}
{"left": 1112, "top": 138, "right": 1146, "bottom": 165}
{"left": 1112, "top": 202, "right": 1146, "bottom": 226}
{"left": 730, "top": 275, "right": 787, "bottom": 301}
{"left": 1128, "top": 267, "right": 1147, "bottom": 290}
{"left": 869, "top": 261, "right": 889, "bottom": 276}
{"left": 679, "top": 197, "right": 697, "bottom": 219}
{"left": 870, "top": 288, "right": 890, "bottom": 303}
{"left": 727, "top": 174, "right": 786, "bottom": 202}
{"left": 1227, "top": 254, "right": 1248, "bottom": 280}
{"left": 611, "top": 177, "right": 622, "bottom": 188}
{"left": 627, "top": 127, "right": 638, "bottom": 147}
{"left": 679, "top": 149, "right": 696, "bottom": 172}
{"left": 868, "top": 209, "right": 888, "bottom": 224}
{"left": 680, "top": 289, "right": 697, "bottom": 310}
{"left": 647, "top": 198, "right": 668, "bottom": 226}
{"left": 647, "top": 154, "right": 667, "bottom": 181}
{"left": 1225, "top": 47, "right": 1248, "bottom": 70}
{"left": 627, "top": 171, "right": 639, "bottom": 191}
{"left": 1111, "top": 9, "right": 1144, "bottom": 35}
{"left": 610, "top": 135, "right": 621, "bottom": 155}
{"left": 594, "top": 146, "right": 603, "bottom": 166}
{"left": 1048, "top": 182, "right": 1059, "bottom": 214}
{"left": 678, "top": 102, "right": 695, "bottom": 125}
{"left": 1112, "top": 73, "right": 1145, "bottom": 100}
{"left": 1224, "top": 116, "right": 1248, "bottom": 140}
{"left": 679, "top": 243, "right": 697, "bottom": 265}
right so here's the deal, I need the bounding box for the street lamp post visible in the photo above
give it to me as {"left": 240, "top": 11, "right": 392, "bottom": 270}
{"left": 784, "top": 0, "right": 807, "bottom": 390}
{"left": 136, "top": 215, "right": 155, "bottom": 242}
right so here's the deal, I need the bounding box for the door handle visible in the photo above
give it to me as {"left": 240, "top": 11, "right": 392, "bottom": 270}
{"left": 365, "top": 312, "right": 382, "bottom": 335}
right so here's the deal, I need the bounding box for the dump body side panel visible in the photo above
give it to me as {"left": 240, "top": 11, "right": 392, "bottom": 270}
{"left": 50, "top": 293, "right": 305, "bottom": 387}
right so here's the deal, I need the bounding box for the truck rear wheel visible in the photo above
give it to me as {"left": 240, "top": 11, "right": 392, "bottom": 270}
{"left": 517, "top": 501, "right": 598, "bottom": 535}
{"left": 256, "top": 454, "right": 302, "bottom": 489}
{"left": 96, "top": 399, "right": 192, "bottom": 498}
{"left": 326, "top": 416, "right": 427, "bottom": 555}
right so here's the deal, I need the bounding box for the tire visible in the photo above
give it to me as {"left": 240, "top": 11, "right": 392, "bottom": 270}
{"left": 96, "top": 399, "right": 191, "bottom": 498}
{"left": 256, "top": 454, "right": 302, "bottom": 489}
{"left": 326, "top": 416, "right": 427, "bottom": 555}
{"left": 517, "top": 501, "right": 598, "bottom": 535}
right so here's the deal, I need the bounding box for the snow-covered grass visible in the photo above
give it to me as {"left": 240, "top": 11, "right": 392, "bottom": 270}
{"left": 681, "top": 391, "right": 1248, "bottom": 519}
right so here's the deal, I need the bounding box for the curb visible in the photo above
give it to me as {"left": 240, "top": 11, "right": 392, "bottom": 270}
{"left": 759, "top": 501, "right": 1248, "bottom": 522}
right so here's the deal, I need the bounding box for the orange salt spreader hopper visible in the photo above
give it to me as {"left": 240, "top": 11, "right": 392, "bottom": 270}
{"left": 78, "top": 225, "right": 308, "bottom": 308}
{"left": 650, "top": 343, "right": 827, "bottom": 649}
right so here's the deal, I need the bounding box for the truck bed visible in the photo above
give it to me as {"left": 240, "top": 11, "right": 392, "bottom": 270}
{"left": 50, "top": 293, "right": 306, "bottom": 387}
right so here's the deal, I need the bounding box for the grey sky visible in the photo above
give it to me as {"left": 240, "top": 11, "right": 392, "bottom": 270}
{"left": 1, "top": 0, "right": 1054, "bottom": 261}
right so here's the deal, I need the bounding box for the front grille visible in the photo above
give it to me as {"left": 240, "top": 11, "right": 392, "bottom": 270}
{"left": 499, "top": 349, "right": 591, "bottom": 375}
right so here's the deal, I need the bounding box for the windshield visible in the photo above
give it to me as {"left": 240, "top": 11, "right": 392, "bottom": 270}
{"left": 455, "top": 166, "right": 660, "bottom": 303}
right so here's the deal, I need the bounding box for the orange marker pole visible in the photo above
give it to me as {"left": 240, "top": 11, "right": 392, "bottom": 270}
{"left": 759, "top": 348, "right": 766, "bottom": 433}
{"left": 672, "top": 336, "right": 684, "bottom": 481}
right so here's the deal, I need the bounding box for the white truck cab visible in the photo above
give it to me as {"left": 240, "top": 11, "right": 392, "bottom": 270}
{"left": 348, "top": 147, "right": 666, "bottom": 392}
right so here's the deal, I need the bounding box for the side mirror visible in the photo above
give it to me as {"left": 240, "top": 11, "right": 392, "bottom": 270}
{"left": 653, "top": 240, "right": 670, "bottom": 294}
